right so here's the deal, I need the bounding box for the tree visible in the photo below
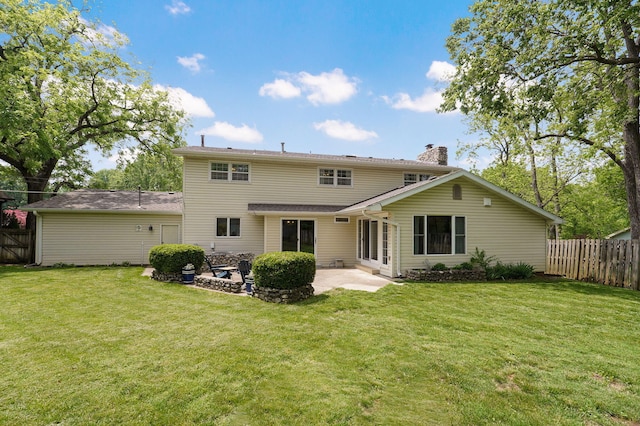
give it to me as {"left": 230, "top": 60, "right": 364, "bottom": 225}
{"left": 0, "top": 0, "right": 186, "bottom": 229}
{"left": 442, "top": 0, "right": 640, "bottom": 238}
{"left": 561, "top": 163, "right": 629, "bottom": 238}
{"left": 88, "top": 148, "right": 183, "bottom": 192}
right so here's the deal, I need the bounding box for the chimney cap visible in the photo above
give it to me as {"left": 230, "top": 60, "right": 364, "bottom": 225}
{"left": 426, "top": 144, "right": 434, "bottom": 149}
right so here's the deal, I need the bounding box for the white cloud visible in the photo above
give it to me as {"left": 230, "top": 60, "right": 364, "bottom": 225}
{"left": 382, "top": 61, "right": 458, "bottom": 114}
{"left": 258, "top": 79, "right": 301, "bottom": 99}
{"left": 199, "top": 121, "right": 263, "bottom": 143}
{"left": 177, "top": 53, "right": 205, "bottom": 73}
{"left": 297, "top": 68, "right": 358, "bottom": 105}
{"left": 385, "top": 89, "right": 444, "bottom": 113}
{"left": 154, "top": 85, "right": 215, "bottom": 118}
{"left": 426, "top": 61, "right": 456, "bottom": 82}
{"left": 259, "top": 68, "right": 358, "bottom": 105}
{"left": 165, "top": 0, "right": 191, "bottom": 15}
{"left": 313, "top": 120, "right": 378, "bottom": 141}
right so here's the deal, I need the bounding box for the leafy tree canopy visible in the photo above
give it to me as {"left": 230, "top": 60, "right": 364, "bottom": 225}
{"left": 0, "top": 0, "right": 187, "bottom": 228}
{"left": 442, "top": 0, "right": 640, "bottom": 238}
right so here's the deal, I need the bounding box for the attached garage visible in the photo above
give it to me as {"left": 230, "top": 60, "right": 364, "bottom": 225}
{"left": 21, "top": 190, "right": 182, "bottom": 266}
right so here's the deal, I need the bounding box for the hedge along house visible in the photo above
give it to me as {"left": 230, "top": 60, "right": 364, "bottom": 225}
{"left": 174, "top": 144, "right": 562, "bottom": 278}
{"left": 21, "top": 189, "right": 182, "bottom": 266}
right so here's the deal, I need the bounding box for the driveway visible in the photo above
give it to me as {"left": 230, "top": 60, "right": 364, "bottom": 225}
{"left": 311, "top": 268, "right": 401, "bottom": 294}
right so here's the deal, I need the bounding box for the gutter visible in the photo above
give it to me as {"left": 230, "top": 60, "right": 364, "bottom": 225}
{"left": 361, "top": 207, "right": 402, "bottom": 278}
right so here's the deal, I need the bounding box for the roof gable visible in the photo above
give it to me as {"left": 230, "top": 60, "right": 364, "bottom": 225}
{"left": 339, "top": 170, "right": 563, "bottom": 224}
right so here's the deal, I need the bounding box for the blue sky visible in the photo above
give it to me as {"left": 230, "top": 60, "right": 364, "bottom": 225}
{"left": 85, "top": 0, "right": 480, "bottom": 170}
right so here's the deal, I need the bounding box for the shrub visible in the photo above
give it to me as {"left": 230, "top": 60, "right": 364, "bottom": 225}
{"left": 431, "top": 262, "right": 448, "bottom": 271}
{"left": 486, "top": 261, "right": 535, "bottom": 280}
{"left": 148, "top": 244, "right": 205, "bottom": 273}
{"left": 470, "top": 247, "right": 497, "bottom": 271}
{"left": 452, "top": 262, "right": 474, "bottom": 271}
{"left": 252, "top": 251, "right": 316, "bottom": 290}
{"left": 510, "top": 261, "right": 535, "bottom": 279}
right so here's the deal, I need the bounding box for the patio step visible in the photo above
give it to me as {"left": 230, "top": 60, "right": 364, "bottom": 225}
{"left": 355, "top": 264, "right": 380, "bottom": 275}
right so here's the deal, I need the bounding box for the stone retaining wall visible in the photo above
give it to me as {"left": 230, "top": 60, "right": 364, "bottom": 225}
{"left": 206, "top": 252, "right": 254, "bottom": 270}
{"left": 151, "top": 270, "right": 183, "bottom": 282}
{"left": 194, "top": 275, "right": 243, "bottom": 293}
{"left": 251, "top": 284, "right": 314, "bottom": 303}
{"left": 404, "top": 269, "right": 486, "bottom": 282}
{"left": 151, "top": 270, "right": 244, "bottom": 293}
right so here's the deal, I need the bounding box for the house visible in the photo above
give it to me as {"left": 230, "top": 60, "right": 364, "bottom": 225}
{"left": 21, "top": 190, "right": 182, "bottom": 266}
{"left": 606, "top": 227, "right": 631, "bottom": 240}
{"left": 20, "top": 145, "right": 562, "bottom": 274}
{"left": 172, "top": 144, "right": 562, "bottom": 277}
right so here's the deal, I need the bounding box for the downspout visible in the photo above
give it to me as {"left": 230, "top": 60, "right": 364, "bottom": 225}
{"left": 33, "top": 210, "right": 42, "bottom": 265}
{"left": 361, "top": 208, "right": 402, "bottom": 278}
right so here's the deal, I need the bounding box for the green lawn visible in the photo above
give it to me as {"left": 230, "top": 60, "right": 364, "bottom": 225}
{"left": 1, "top": 266, "right": 640, "bottom": 425}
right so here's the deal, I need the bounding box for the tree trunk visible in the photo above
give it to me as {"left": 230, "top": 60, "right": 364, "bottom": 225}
{"left": 622, "top": 142, "right": 640, "bottom": 240}
{"left": 23, "top": 158, "right": 57, "bottom": 232}
{"left": 526, "top": 136, "right": 544, "bottom": 208}
{"left": 550, "top": 140, "right": 562, "bottom": 239}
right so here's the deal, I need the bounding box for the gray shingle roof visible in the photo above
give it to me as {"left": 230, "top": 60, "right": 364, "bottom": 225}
{"left": 248, "top": 203, "right": 349, "bottom": 213}
{"left": 173, "top": 146, "right": 459, "bottom": 170}
{"left": 21, "top": 189, "right": 183, "bottom": 214}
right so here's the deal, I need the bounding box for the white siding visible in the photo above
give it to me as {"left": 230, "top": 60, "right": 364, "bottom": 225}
{"left": 182, "top": 156, "right": 446, "bottom": 256}
{"left": 38, "top": 213, "right": 181, "bottom": 266}
{"left": 389, "top": 177, "right": 549, "bottom": 272}
{"left": 263, "top": 216, "right": 356, "bottom": 267}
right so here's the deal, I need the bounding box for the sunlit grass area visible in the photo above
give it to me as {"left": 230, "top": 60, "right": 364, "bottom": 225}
{"left": 1, "top": 266, "right": 639, "bottom": 425}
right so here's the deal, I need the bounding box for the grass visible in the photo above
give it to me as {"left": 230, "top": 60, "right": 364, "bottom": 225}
{"left": 1, "top": 266, "right": 640, "bottom": 425}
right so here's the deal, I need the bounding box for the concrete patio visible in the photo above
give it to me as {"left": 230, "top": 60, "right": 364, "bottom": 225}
{"left": 311, "top": 268, "right": 401, "bottom": 294}
{"left": 144, "top": 267, "right": 400, "bottom": 294}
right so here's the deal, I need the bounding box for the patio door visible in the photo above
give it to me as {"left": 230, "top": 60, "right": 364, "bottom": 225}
{"left": 359, "top": 219, "right": 379, "bottom": 264}
{"left": 281, "top": 219, "right": 315, "bottom": 254}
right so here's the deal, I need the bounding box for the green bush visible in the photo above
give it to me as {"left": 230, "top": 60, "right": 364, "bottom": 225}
{"left": 470, "top": 247, "right": 497, "bottom": 271}
{"left": 452, "top": 262, "right": 474, "bottom": 271}
{"left": 252, "top": 251, "right": 316, "bottom": 290}
{"left": 431, "top": 263, "right": 448, "bottom": 271}
{"left": 486, "top": 261, "right": 535, "bottom": 280}
{"left": 510, "top": 262, "right": 535, "bottom": 279}
{"left": 148, "top": 244, "right": 205, "bottom": 273}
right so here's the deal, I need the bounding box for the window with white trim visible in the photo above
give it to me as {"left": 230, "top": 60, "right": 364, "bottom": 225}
{"left": 210, "top": 162, "right": 250, "bottom": 181}
{"left": 413, "top": 215, "right": 466, "bottom": 255}
{"left": 319, "top": 168, "right": 352, "bottom": 187}
{"left": 216, "top": 217, "right": 241, "bottom": 237}
{"left": 404, "top": 173, "right": 431, "bottom": 186}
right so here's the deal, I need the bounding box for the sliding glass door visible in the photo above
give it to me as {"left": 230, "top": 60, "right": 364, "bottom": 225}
{"left": 281, "top": 219, "right": 315, "bottom": 254}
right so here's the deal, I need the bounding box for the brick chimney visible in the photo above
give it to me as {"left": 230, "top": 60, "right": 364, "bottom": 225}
{"left": 417, "top": 144, "right": 448, "bottom": 166}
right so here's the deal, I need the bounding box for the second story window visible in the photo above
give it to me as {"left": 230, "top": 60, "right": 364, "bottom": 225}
{"left": 210, "top": 162, "right": 250, "bottom": 182}
{"left": 319, "top": 168, "right": 352, "bottom": 187}
{"left": 404, "top": 173, "right": 431, "bottom": 186}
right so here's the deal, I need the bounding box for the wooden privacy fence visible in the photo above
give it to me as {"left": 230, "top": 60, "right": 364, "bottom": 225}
{"left": 0, "top": 229, "right": 34, "bottom": 264}
{"left": 546, "top": 239, "right": 640, "bottom": 290}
